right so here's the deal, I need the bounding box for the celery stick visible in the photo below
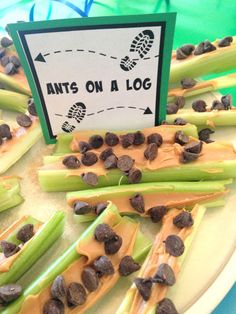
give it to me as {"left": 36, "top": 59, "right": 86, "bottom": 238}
{"left": 0, "top": 211, "right": 65, "bottom": 287}
{"left": 0, "top": 90, "right": 28, "bottom": 113}
{"left": 0, "top": 176, "right": 23, "bottom": 213}
{"left": 3, "top": 204, "right": 151, "bottom": 314}
{"left": 0, "top": 73, "right": 31, "bottom": 96}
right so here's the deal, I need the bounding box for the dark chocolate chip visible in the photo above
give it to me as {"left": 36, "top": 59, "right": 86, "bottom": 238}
{"left": 104, "top": 235, "right": 122, "bottom": 255}
{"left": 133, "top": 131, "right": 145, "bottom": 145}
{"left": 94, "top": 202, "right": 108, "bottom": 216}
{"left": 104, "top": 154, "right": 117, "bottom": 169}
{"left": 94, "top": 223, "right": 116, "bottom": 242}
{"left": 211, "top": 100, "right": 225, "bottom": 110}
{"left": 176, "top": 48, "right": 187, "bottom": 60}
{"left": 164, "top": 235, "right": 185, "bottom": 257}
{"left": 174, "top": 131, "right": 189, "bottom": 145}
{"left": 153, "top": 263, "right": 176, "bottom": 286}
{"left": 148, "top": 206, "right": 167, "bottom": 223}
{"left": 1, "top": 37, "right": 13, "bottom": 48}
{"left": 67, "top": 282, "right": 87, "bottom": 307}
{"left": 81, "top": 172, "right": 98, "bottom": 186}
{"left": 120, "top": 133, "right": 134, "bottom": 148}
{"left": 218, "top": 36, "right": 233, "bottom": 47}
{"left": 167, "top": 103, "right": 178, "bottom": 115}
{"left": 16, "top": 224, "right": 34, "bottom": 243}
{"left": 78, "top": 141, "right": 90, "bottom": 154}
{"left": 134, "top": 277, "right": 153, "bottom": 301}
{"left": 129, "top": 193, "right": 145, "bottom": 213}
{"left": 180, "top": 78, "right": 197, "bottom": 89}
{"left": 128, "top": 168, "right": 142, "bottom": 184}
{"left": 4, "top": 62, "right": 17, "bottom": 75}
{"left": 119, "top": 256, "right": 141, "bottom": 276}
{"left": 81, "top": 267, "right": 99, "bottom": 292}
{"left": 9, "top": 56, "right": 21, "bottom": 68}
{"left": 43, "top": 299, "right": 65, "bottom": 314}
{"left": 147, "top": 133, "right": 163, "bottom": 147}
{"left": 16, "top": 114, "right": 32, "bottom": 127}
{"left": 173, "top": 211, "right": 194, "bottom": 229}
{"left": 144, "top": 143, "right": 158, "bottom": 161}
{"left": 198, "top": 128, "right": 214, "bottom": 142}
{"left": 184, "top": 141, "right": 202, "bottom": 154}
{"left": 0, "top": 241, "right": 20, "bottom": 258}
{"left": 179, "top": 44, "right": 195, "bottom": 56}
{"left": 105, "top": 132, "right": 119, "bottom": 146}
{"left": 73, "top": 201, "right": 93, "bottom": 215}
{"left": 221, "top": 94, "right": 232, "bottom": 110}
{"left": 156, "top": 298, "right": 178, "bottom": 314}
{"left": 99, "top": 147, "right": 113, "bottom": 161}
{"left": 180, "top": 151, "right": 199, "bottom": 163}
{"left": 0, "top": 284, "right": 22, "bottom": 304}
{"left": 93, "top": 255, "right": 114, "bottom": 275}
{"left": 89, "top": 134, "right": 104, "bottom": 149}
{"left": 174, "top": 118, "right": 187, "bottom": 125}
{"left": 51, "top": 275, "right": 67, "bottom": 301}
{"left": 175, "top": 96, "right": 185, "bottom": 109}
{"left": 194, "top": 40, "right": 216, "bottom": 55}
{"left": 1, "top": 56, "right": 9, "bottom": 67}
{"left": 28, "top": 101, "right": 37, "bottom": 116}
{"left": 117, "top": 155, "right": 134, "bottom": 172}
{"left": 0, "top": 48, "right": 5, "bottom": 58}
{"left": 81, "top": 152, "right": 98, "bottom": 166}
{"left": 0, "top": 124, "right": 12, "bottom": 139}
{"left": 62, "top": 155, "right": 81, "bottom": 169}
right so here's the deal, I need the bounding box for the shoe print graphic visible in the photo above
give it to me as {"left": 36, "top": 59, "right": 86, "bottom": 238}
{"left": 120, "top": 30, "right": 154, "bottom": 71}
{"left": 61, "top": 121, "right": 75, "bottom": 133}
{"left": 66, "top": 102, "right": 86, "bottom": 124}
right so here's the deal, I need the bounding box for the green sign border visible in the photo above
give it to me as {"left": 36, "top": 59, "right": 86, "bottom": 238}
{"left": 8, "top": 13, "right": 176, "bottom": 144}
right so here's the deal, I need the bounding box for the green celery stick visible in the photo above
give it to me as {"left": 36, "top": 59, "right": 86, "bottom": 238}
{"left": 0, "top": 73, "right": 31, "bottom": 96}
{"left": 117, "top": 205, "right": 206, "bottom": 314}
{"left": 3, "top": 203, "right": 151, "bottom": 314}
{"left": 0, "top": 90, "right": 29, "bottom": 113}
{"left": 0, "top": 211, "right": 65, "bottom": 287}
{"left": 0, "top": 176, "right": 24, "bottom": 213}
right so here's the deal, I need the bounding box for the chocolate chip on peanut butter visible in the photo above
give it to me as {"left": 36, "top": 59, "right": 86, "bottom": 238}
{"left": 164, "top": 235, "right": 185, "bottom": 257}
{"left": 105, "top": 132, "right": 119, "bottom": 146}
{"left": 28, "top": 99, "right": 38, "bottom": 116}
{"left": 43, "top": 299, "right": 65, "bottom": 314}
{"left": 16, "top": 224, "right": 34, "bottom": 243}
{"left": 62, "top": 155, "right": 81, "bottom": 169}
{"left": 0, "top": 37, "right": 13, "bottom": 48}
{"left": 147, "top": 133, "right": 163, "bottom": 147}
{"left": 184, "top": 141, "right": 202, "bottom": 154}
{"left": 194, "top": 40, "right": 216, "bottom": 55}
{"left": 221, "top": 94, "right": 232, "bottom": 110}
{"left": 174, "top": 118, "right": 187, "bottom": 126}
{"left": 117, "top": 155, "right": 134, "bottom": 172}
{"left": 89, "top": 134, "right": 104, "bottom": 149}
{"left": 133, "top": 131, "right": 145, "bottom": 145}
{"left": 94, "top": 202, "right": 108, "bottom": 216}
{"left": 104, "top": 235, "right": 122, "bottom": 255}
{"left": 173, "top": 211, "right": 194, "bottom": 229}
{"left": 134, "top": 277, "right": 153, "bottom": 301}
{"left": 120, "top": 133, "right": 134, "bottom": 148}
{"left": 78, "top": 141, "right": 91, "bottom": 154}
{"left": 67, "top": 282, "right": 87, "bottom": 307}
{"left": 180, "top": 78, "right": 197, "bottom": 89}
{"left": 81, "top": 267, "right": 99, "bottom": 292}
{"left": 99, "top": 147, "right": 113, "bottom": 161}
{"left": 0, "top": 124, "right": 12, "bottom": 139}
{"left": 119, "top": 256, "right": 141, "bottom": 276}
{"left": 4, "top": 62, "right": 17, "bottom": 75}
{"left": 1, "top": 56, "right": 9, "bottom": 67}
{"left": 94, "top": 223, "right": 116, "bottom": 242}
{"left": 81, "top": 172, "right": 98, "bottom": 186}
{"left": 0, "top": 284, "right": 22, "bottom": 304}
{"left": 9, "top": 56, "right": 21, "bottom": 68}
{"left": 93, "top": 256, "right": 114, "bottom": 276}
{"left": 180, "top": 150, "right": 199, "bottom": 163}
{"left": 16, "top": 113, "right": 32, "bottom": 127}
{"left": 104, "top": 154, "right": 117, "bottom": 169}
{"left": 198, "top": 128, "right": 214, "bottom": 143}
{"left": 148, "top": 206, "right": 167, "bottom": 223}
{"left": 0, "top": 241, "right": 20, "bottom": 258}
{"left": 81, "top": 152, "right": 98, "bottom": 166}
{"left": 174, "top": 131, "right": 189, "bottom": 145}
{"left": 153, "top": 263, "right": 176, "bottom": 286}
{"left": 175, "top": 96, "right": 186, "bottom": 109}
{"left": 144, "top": 143, "right": 158, "bottom": 161}
{"left": 73, "top": 201, "right": 93, "bottom": 215}
{"left": 128, "top": 168, "right": 142, "bottom": 184}
{"left": 218, "top": 36, "right": 233, "bottom": 47}
{"left": 156, "top": 298, "right": 178, "bottom": 314}
{"left": 167, "top": 103, "right": 178, "bottom": 115}
{"left": 192, "top": 99, "right": 207, "bottom": 113}
{"left": 211, "top": 100, "right": 225, "bottom": 110}
{"left": 51, "top": 275, "right": 67, "bottom": 301}
{"left": 130, "top": 193, "right": 145, "bottom": 213}
{"left": 176, "top": 44, "right": 195, "bottom": 60}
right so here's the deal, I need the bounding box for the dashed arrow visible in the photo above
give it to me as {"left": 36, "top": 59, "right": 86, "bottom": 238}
{"left": 143, "top": 107, "right": 153, "bottom": 114}
{"left": 34, "top": 53, "right": 46, "bottom": 63}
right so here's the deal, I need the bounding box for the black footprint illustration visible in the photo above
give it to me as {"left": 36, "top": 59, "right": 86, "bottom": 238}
{"left": 120, "top": 29, "right": 154, "bottom": 71}
{"left": 66, "top": 102, "right": 86, "bottom": 124}
{"left": 61, "top": 121, "right": 75, "bottom": 133}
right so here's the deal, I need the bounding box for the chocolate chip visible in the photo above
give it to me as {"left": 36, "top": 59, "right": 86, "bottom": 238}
{"left": 81, "top": 152, "right": 98, "bottom": 166}
{"left": 81, "top": 172, "right": 98, "bottom": 186}
{"left": 67, "top": 282, "right": 87, "bottom": 307}
{"left": 9, "top": 56, "right": 21, "bottom": 68}
{"left": 104, "top": 235, "right": 122, "bottom": 255}
{"left": 94, "top": 223, "right": 116, "bottom": 242}
{"left": 16, "top": 224, "right": 34, "bottom": 243}
{"left": 0, "top": 241, "right": 20, "bottom": 258}
{"left": 117, "top": 155, "right": 134, "bottom": 172}
{"left": 174, "top": 118, "right": 187, "bottom": 125}
{"left": 0, "top": 124, "right": 12, "bottom": 139}
{"left": 211, "top": 100, "right": 225, "bottom": 110}
{"left": 133, "top": 131, "right": 145, "bottom": 145}
{"left": 89, "top": 134, "right": 104, "bottom": 149}
{"left": 153, "top": 263, "right": 176, "bottom": 286}
{"left": 198, "top": 128, "right": 214, "bottom": 142}
{"left": 129, "top": 194, "right": 145, "bottom": 213}
{"left": 43, "top": 299, "right": 65, "bottom": 314}
{"left": 119, "top": 256, "right": 141, "bottom": 276}
{"left": 104, "top": 154, "right": 117, "bottom": 169}
{"left": 0, "top": 284, "right": 22, "bottom": 304}
{"left": 156, "top": 298, "right": 178, "bottom": 314}
{"left": 4, "top": 62, "right": 17, "bottom": 75}
{"left": 221, "top": 94, "right": 232, "bottom": 110}
{"left": 148, "top": 206, "right": 167, "bottom": 223}
{"left": 16, "top": 114, "right": 32, "bottom": 127}
{"left": 81, "top": 267, "right": 99, "bottom": 292}
{"left": 1, "top": 56, "right": 9, "bottom": 67}
{"left": 180, "top": 151, "right": 199, "bottom": 163}
{"left": 184, "top": 141, "right": 202, "bottom": 154}
{"left": 28, "top": 99, "right": 37, "bottom": 116}
{"left": 176, "top": 44, "right": 195, "bottom": 60}
{"left": 218, "top": 36, "right": 233, "bottom": 47}
{"left": 78, "top": 141, "right": 90, "bottom": 153}
{"left": 51, "top": 275, "right": 67, "bottom": 301}
{"left": 120, "top": 133, "right": 134, "bottom": 148}
{"left": 0, "top": 48, "right": 5, "bottom": 58}
{"left": 105, "top": 132, "right": 119, "bottom": 146}
{"left": 175, "top": 96, "right": 185, "bottom": 109}
{"left": 180, "top": 78, "right": 197, "bottom": 89}
{"left": 99, "top": 147, "right": 113, "bottom": 161}
{"left": 194, "top": 40, "right": 216, "bottom": 55}
{"left": 176, "top": 48, "right": 187, "bottom": 60}
{"left": 62, "top": 155, "right": 81, "bottom": 169}
{"left": 134, "top": 277, "right": 153, "bottom": 301}
{"left": 74, "top": 201, "right": 93, "bottom": 216}
{"left": 1, "top": 37, "right": 13, "bottom": 47}
{"left": 93, "top": 256, "right": 114, "bottom": 275}
{"left": 94, "top": 202, "right": 108, "bottom": 216}
{"left": 173, "top": 211, "right": 194, "bottom": 228}
{"left": 147, "top": 133, "right": 163, "bottom": 147}
{"left": 128, "top": 168, "right": 142, "bottom": 184}
{"left": 144, "top": 143, "right": 158, "bottom": 161}
{"left": 164, "top": 235, "right": 185, "bottom": 257}
{"left": 174, "top": 131, "right": 189, "bottom": 145}
{"left": 167, "top": 103, "right": 178, "bottom": 115}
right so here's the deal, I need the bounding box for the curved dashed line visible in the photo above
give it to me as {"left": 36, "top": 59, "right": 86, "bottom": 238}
{"left": 86, "top": 105, "right": 149, "bottom": 116}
